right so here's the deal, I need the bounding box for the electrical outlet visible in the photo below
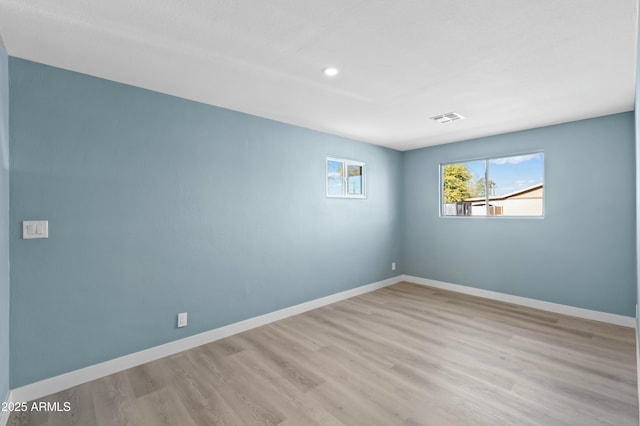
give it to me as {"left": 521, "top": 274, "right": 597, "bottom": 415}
{"left": 177, "top": 312, "right": 188, "bottom": 328}
{"left": 392, "top": 262, "right": 396, "bottom": 271}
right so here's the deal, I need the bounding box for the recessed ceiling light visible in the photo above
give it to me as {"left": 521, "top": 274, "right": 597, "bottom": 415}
{"left": 323, "top": 67, "right": 340, "bottom": 77}
{"left": 430, "top": 112, "right": 464, "bottom": 123}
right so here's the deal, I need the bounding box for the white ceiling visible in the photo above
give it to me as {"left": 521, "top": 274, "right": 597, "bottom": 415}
{"left": 0, "top": 0, "right": 636, "bottom": 151}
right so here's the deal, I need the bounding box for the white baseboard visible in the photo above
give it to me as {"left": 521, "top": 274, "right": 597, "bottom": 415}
{"left": 9, "top": 276, "right": 402, "bottom": 404}
{"left": 402, "top": 275, "right": 636, "bottom": 328}
{"left": 0, "top": 390, "right": 13, "bottom": 426}
{"left": 8, "top": 274, "right": 634, "bottom": 408}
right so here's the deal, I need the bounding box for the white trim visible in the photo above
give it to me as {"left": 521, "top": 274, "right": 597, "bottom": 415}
{"left": 0, "top": 390, "right": 14, "bottom": 426}
{"left": 9, "top": 274, "right": 634, "bottom": 406}
{"left": 9, "top": 276, "right": 402, "bottom": 403}
{"left": 402, "top": 275, "right": 636, "bottom": 328}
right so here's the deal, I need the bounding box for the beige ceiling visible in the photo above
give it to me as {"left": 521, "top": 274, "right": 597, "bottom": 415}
{"left": 0, "top": 0, "right": 636, "bottom": 151}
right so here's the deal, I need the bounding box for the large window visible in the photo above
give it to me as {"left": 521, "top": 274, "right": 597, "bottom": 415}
{"left": 326, "top": 157, "right": 366, "bottom": 198}
{"left": 441, "top": 153, "right": 544, "bottom": 217}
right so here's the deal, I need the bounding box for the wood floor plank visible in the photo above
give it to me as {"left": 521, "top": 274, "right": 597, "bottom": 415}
{"left": 123, "top": 386, "right": 196, "bottom": 426}
{"left": 161, "top": 353, "right": 245, "bottom": 426}
{"left": 8, "top": 282, "right": 638, "bottom": 425}
{"left": 90, "top": 371, "right": 137, "bottom": 426}
{"left": 220, "top": 349, "right": 330, "bottom": 425}
{"left": 186, "top": 345, "right": 288, "bottom": 425}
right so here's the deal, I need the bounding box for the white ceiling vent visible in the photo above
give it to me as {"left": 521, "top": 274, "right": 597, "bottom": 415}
{"left": 430, "top": 112, "right": 465, "bottom": 123}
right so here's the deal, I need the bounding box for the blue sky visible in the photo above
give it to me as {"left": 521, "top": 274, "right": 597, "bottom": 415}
{"left": 456, "top": 153, "right": 544, "bottom": 197}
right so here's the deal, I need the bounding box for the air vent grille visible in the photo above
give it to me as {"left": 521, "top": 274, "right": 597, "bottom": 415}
{"left": 430, "top": 112, "right": 464, "bottom": 123}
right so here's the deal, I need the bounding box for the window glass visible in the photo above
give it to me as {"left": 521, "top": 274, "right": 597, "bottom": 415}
{"left": 327, "top": 159, "right": 344, "bottom": 197}
{"left": 346, "top": 164, "right": 363, "bottom": 195}
{"left": 442, "top": 153, "right": 544, "bottom": 217}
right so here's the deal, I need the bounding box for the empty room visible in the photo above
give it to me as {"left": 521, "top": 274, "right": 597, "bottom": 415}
{"left": 0, "top": 1, "right": 639, "bottom": 425}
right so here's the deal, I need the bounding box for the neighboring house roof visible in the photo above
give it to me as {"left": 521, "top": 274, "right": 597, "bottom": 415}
{"left": 464, "top": 183, "right": 543, "bottom": 202}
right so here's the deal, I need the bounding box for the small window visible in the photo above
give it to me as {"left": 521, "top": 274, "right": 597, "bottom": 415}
{"left": 327, "top": 157, "right": 366, "bottom": 198}
{"left": 441, "top": 153, "right": 544, "bottom": 217}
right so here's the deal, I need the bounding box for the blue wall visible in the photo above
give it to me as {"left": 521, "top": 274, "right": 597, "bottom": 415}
{"left": 402, "top": 113, "right": 636, "bottom": 316}
{"left": 0, "top": 47, "right": 10, "bottom": 402}
{"left": 8, "top": 58, "right": 402, "bottom": 387}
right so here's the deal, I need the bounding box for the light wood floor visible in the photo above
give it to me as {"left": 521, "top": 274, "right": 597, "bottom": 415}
{"left": 8, "top": 282, "right": 638, "bottom": 425}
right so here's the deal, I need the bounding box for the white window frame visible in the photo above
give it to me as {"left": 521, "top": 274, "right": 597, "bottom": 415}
{"left": 326, "top": 157, "right": 366, "bottom": 199}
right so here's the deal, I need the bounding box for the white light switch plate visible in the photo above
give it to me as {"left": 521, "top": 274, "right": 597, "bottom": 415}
{"left": 23, "top": 221, "right": 48, "bottom": 239}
